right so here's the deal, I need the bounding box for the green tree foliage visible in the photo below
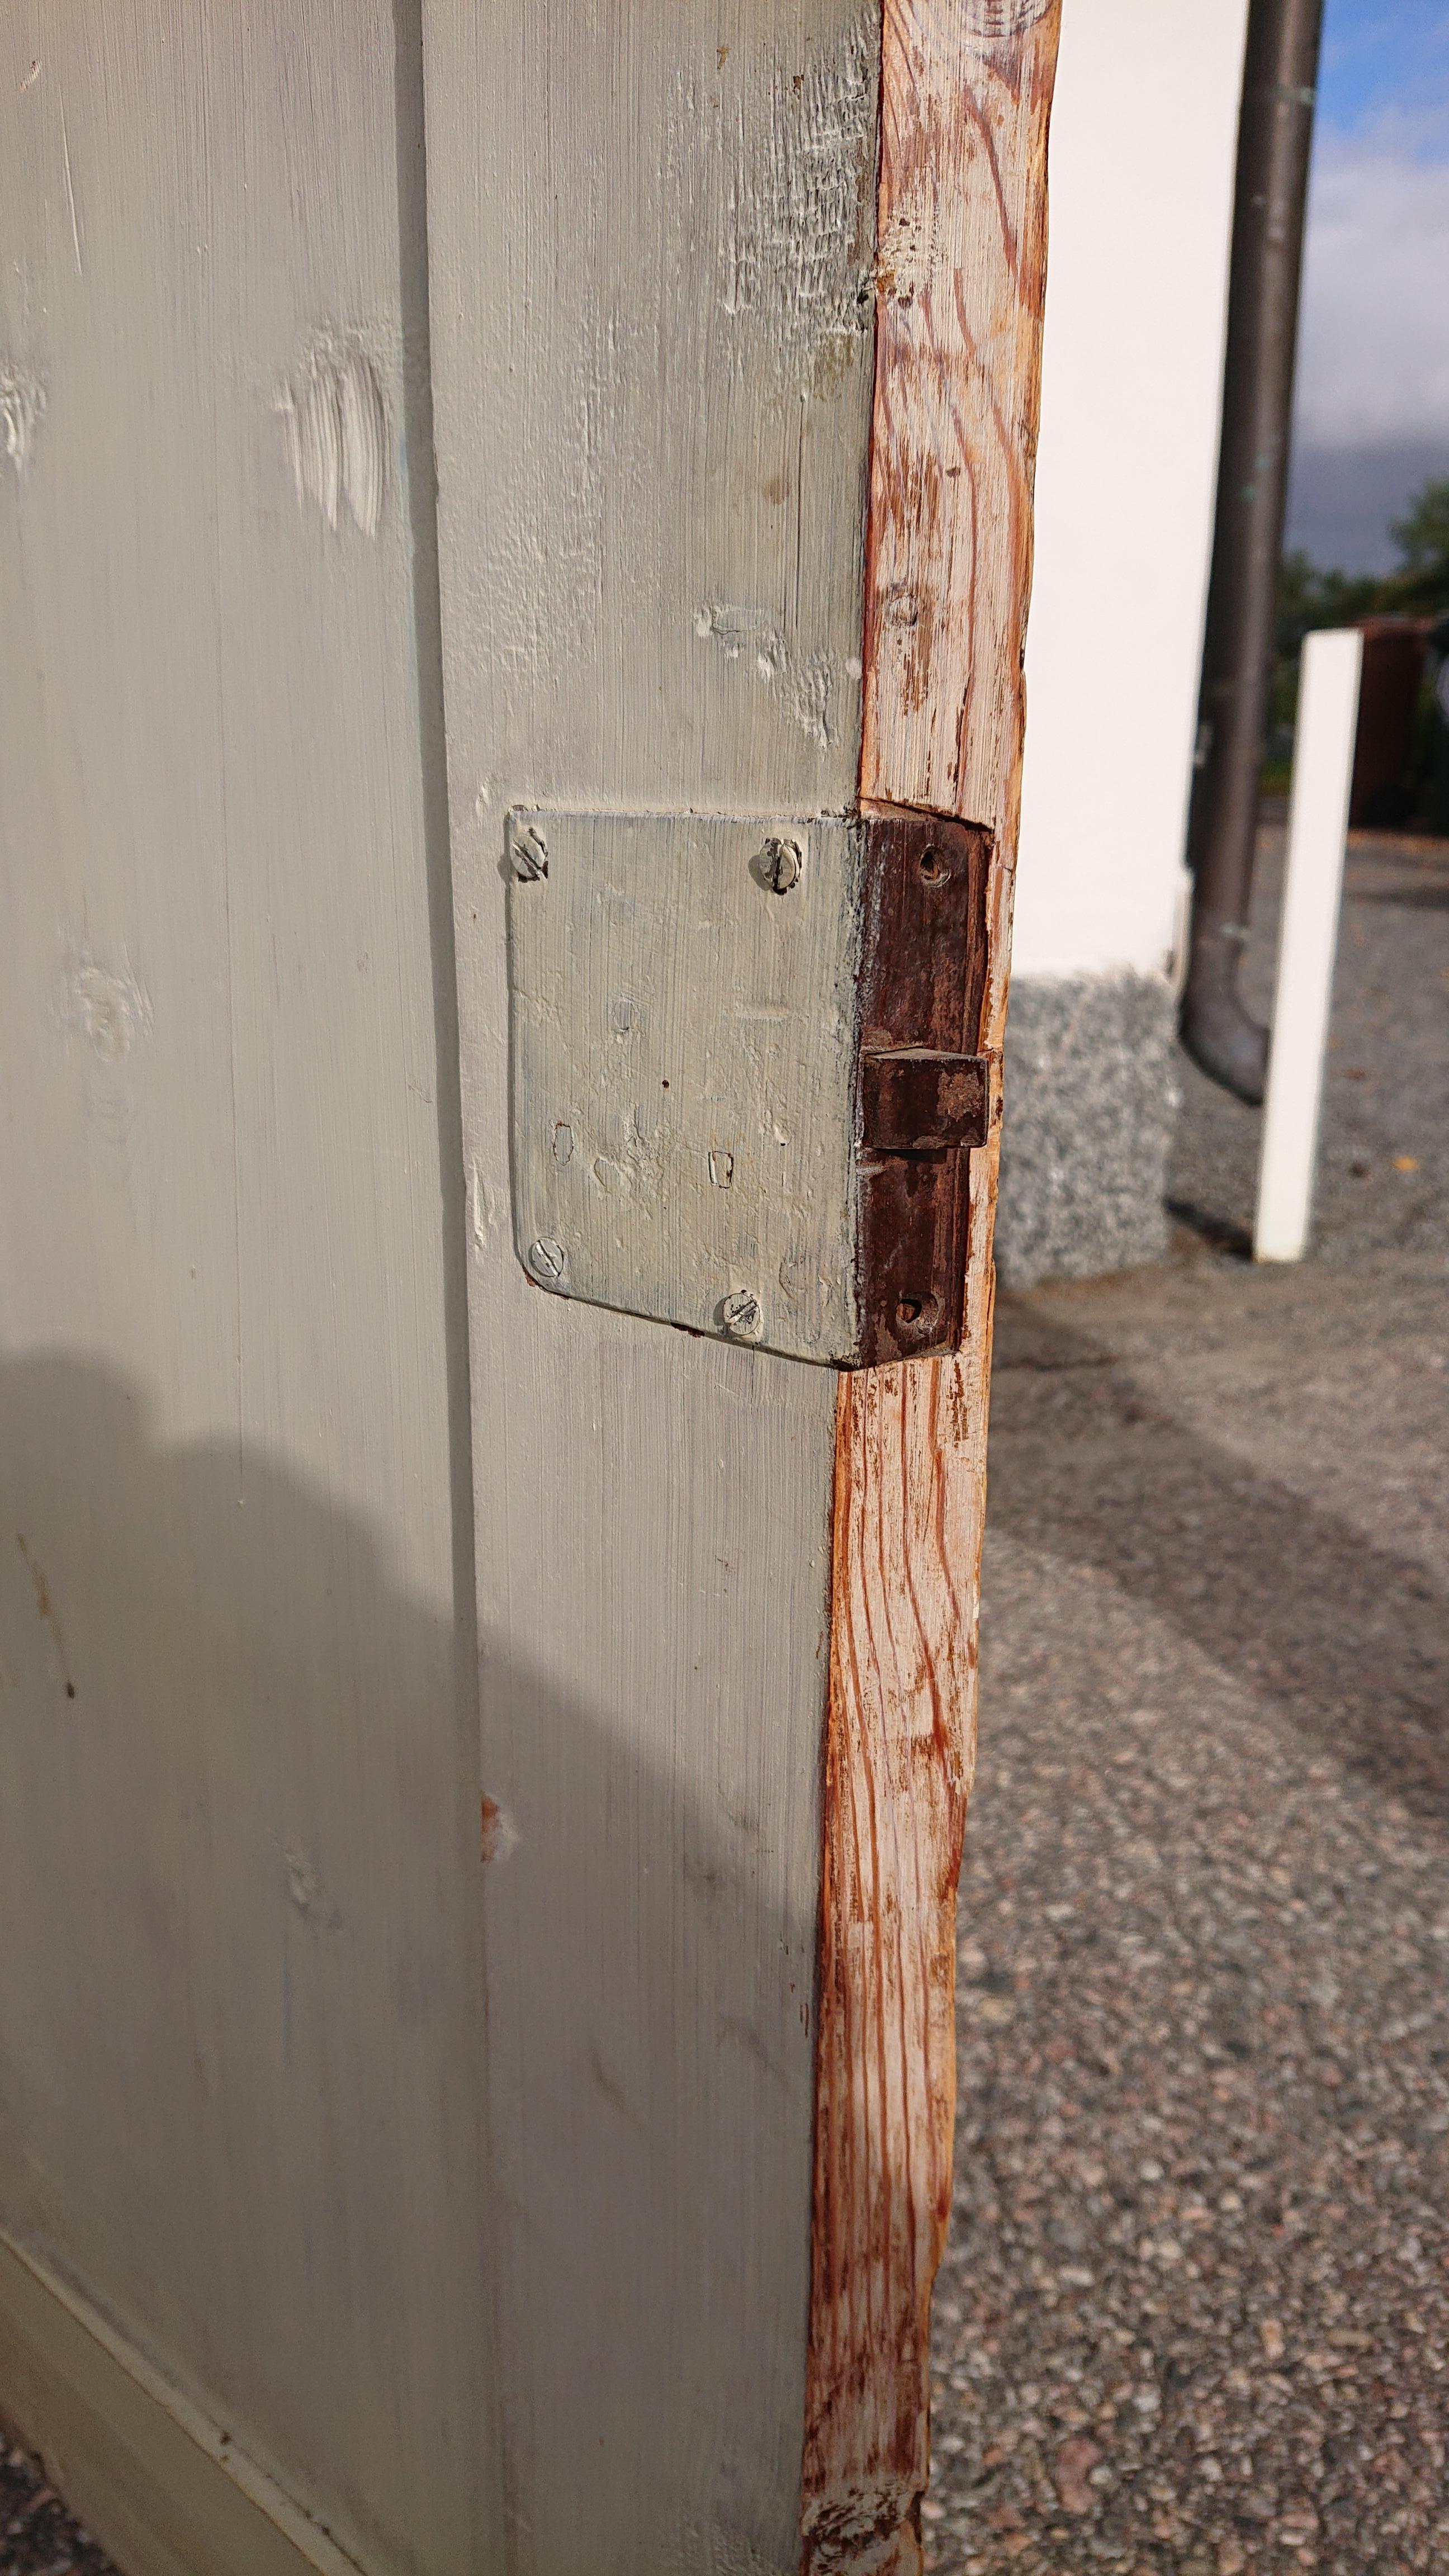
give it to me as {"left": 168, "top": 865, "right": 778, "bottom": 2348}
{"left": 1269, "top": 474, "right": 1449, "bottom": 763}
{"left": 1279, "top": 472, "right": 1449, "bottom": 641}
{"left": 1388, "top": 477, "right": 1449, "bottom": 609}
{"left": 1273, "top": 552, "right": 1379, "bottom": 695}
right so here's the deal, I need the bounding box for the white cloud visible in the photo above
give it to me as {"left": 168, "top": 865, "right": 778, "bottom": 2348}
{"left": 1294, "top": 131, "right": 1449, "bottom": 446}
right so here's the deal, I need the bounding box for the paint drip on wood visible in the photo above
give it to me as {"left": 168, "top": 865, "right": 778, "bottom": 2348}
{"left": 277, "top": 339, "right": 387, "bottom": 537}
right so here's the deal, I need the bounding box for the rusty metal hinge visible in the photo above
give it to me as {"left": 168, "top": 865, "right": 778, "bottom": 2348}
{"left": 505, "top": 803, "right": 996, "bottom": 1367}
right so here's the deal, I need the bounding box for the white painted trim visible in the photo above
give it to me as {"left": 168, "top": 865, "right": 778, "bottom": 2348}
{"left": 0, "top": 2228, "right": 365, "bottom": 2576}
{"left": 1254, "top": 628, "right": 1363, "bottom": 1265}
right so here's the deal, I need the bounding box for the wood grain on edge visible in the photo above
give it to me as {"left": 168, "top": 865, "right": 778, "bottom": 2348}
{"left": 802, "top": 4, "right": 1061, "bottom": 2568}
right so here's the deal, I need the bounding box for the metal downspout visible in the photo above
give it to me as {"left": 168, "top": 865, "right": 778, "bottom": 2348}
{"left": 1181, "top": 0, "right": 1325, "bottom": 1104}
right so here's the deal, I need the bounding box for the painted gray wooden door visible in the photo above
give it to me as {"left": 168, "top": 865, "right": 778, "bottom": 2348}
{"left": 418, "top": 4, "right": 880, "bottom": 2565}
{"left": 0, "top": 8, "right": 498, "bottom": 2572}
{"left": 0, "top": 6, "right": 876, "bottom": 2573}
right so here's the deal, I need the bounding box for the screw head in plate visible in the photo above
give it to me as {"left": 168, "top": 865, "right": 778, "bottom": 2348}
{"left": 527, "top": 1236, "right": 567, "bottom": 1284}
{"left": 510, "top": 820, "right": 549, "bottom": 882}
{"left": 719, "top": 1288, "right": 764, "bottom": 1341}
{"left": 751, "top": 835, "right": 802, "bottom": 894}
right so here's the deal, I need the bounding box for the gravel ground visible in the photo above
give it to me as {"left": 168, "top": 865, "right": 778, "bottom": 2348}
{"left": 926, "top": 1254, "right": 1448, "bottom": 2575}
{"left": 1, "top": 2444, "right": 111, "bottom": 2576}
{"left": 927, "top": 826, "right": 1449, "bottom": 2574}
{"left": 3, "top": 832, "right": 1444, "bottom": 2576}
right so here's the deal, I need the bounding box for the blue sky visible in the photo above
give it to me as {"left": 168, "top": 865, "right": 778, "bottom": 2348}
{"left": 1287, "top": 1, "right": 1449, "bottom": 566}
{"left": 1317, "top": 0, "right": 1449, "bottom": 144}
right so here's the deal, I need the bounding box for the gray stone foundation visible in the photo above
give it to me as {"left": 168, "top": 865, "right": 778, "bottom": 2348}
{"left": 995, "top": 972, "right": 1181, "bottom": 1288}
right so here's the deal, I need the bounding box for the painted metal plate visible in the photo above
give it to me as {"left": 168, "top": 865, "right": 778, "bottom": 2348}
{"left": 506, "top": 809, "right": 863, "bottom": 1362}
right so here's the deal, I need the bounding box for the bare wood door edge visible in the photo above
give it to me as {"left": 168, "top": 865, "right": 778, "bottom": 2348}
{"left": 803, "top": 7, "right": 1062, "bottom": 2570}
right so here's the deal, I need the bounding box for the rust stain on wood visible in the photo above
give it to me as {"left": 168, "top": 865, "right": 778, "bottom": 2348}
{"left": 803, "top": 1, "right": 1060, "bottom": 2564}
{"left": 479, "top": 1793, "right": 519, "bottom": 1864}
{"left": 16, "top": 1535, "right": 76, "bottom": 1698}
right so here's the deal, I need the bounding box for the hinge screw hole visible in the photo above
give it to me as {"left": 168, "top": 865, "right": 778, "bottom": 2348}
{"left": 896, "top": 1294, "right": 943, "bottom": 1334}
{"left": 918, "top": 846, "right": 949, "bottom": 884}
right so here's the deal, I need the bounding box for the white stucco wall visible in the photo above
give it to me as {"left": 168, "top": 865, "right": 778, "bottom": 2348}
{"left": 1012, "top": 0, "right": 1251, "bottom": 981}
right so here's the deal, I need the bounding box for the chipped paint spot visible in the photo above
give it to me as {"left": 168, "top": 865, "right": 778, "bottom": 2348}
{"left": 480, "top": 1795, "right": 519, "bottom": 1864}
{"left": 675, "top": 2516, "right": 788, "bottom": 2576}
{"left": 284, "top": 1848, "right": 320, "bottom": 1911}
{"left": 875, "top": 166, "right": 943, "bottom": 312}
{"left": 964, "top": 0, "right": 1056, "bottom": 34}
{"left": 790, "top": 653, "right": 836, "bottom": 751}
{"left": 19, "top": 59, "right": 40, "bottom": 92}
{"left": 470, "top": 1162, "right": 505, "bottom": 1252}
{"left": 59, "top": 953, "right": 153, "bottom": 1062}
{"left": 693, "top": 600, "right": 842, "bottom": 750}
{"left": 719, "top": 26, "right": 877, "bottom": 380}
{"left": 693, "top": 601, "right": 752, "bottom": 659}
{"left": 1, "top": 367, "right": 44, "bottom": 473}
{"left": 277, "top": 338, "right": 387, "bottom": 537}
{"left": 280, "top": 1843, "right": 343, "bottom": 1929}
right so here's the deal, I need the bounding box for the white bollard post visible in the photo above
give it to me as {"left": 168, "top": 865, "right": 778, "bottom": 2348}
{"left": 1254, "top": 626, "right": 1363, "bottom": 1263}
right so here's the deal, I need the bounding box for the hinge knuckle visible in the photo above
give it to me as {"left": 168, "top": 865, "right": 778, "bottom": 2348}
{"left": 854, "top": 808, "right": 992, "bottom": 1366}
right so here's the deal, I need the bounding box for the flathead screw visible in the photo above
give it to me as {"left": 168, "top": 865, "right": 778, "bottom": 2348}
{"left": 527, "top": 1236, "right": 566, "bottom": 1284}
{"left": 511, "top": 821, "right": 549, "bottom": 882}
{"left": 721, "top": 1288, "right": 763, "bottom": 1340}
{"left": 755, "top": 835, "right": 802, "bottom": 894}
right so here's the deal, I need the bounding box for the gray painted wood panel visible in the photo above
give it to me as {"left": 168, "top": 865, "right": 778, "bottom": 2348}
{"left": 0, "top": 2227, "right": 362, "bottom": 2576}
{"left": 0, "top": 9, "right": 500, "bottom": 2572}
{"left": 507, "top": 809, "right": 864, "bottom": 1362}
{"left": 419, "top": 4, "right": 879, "bottom": 2566}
